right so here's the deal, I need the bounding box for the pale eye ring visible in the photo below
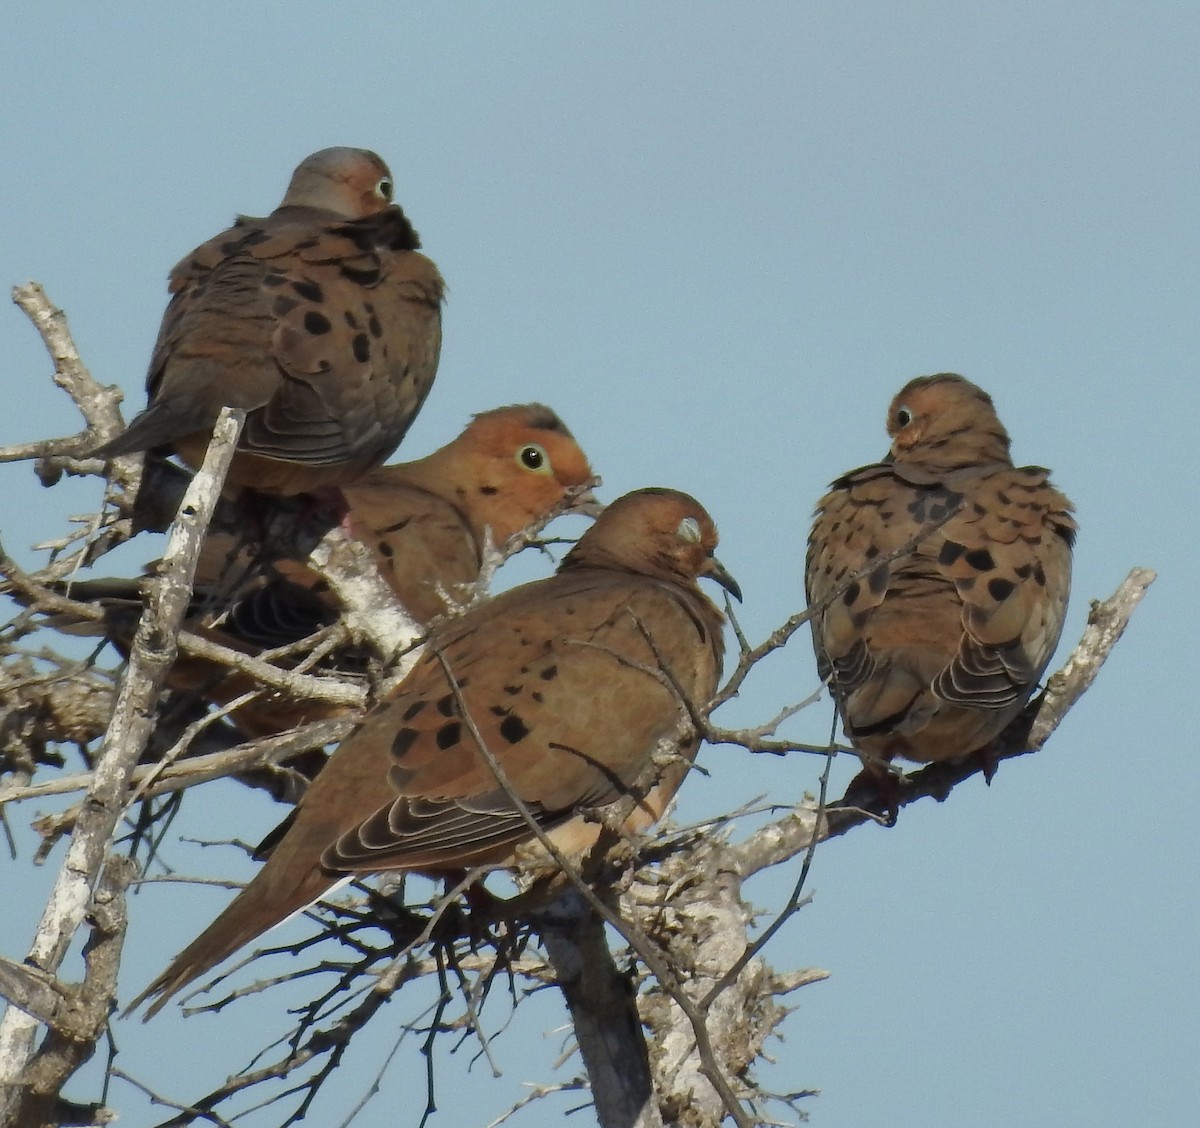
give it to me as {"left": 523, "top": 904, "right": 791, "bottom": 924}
{"left": 677, "top": 516, "right": 702, "bottom": 544}
{"left": 895, "top": 406, "right": 913, "bottom": 427}
{"left": 376, "top": 176, "right": 394, "bottom": 201}
{"left": 518, "top": 444, "right": 548, "bottom": 472}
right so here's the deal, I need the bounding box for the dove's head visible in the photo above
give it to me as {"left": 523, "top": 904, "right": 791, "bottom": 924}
{"left": 561, "top": 488, "right": 741, "bottom": 601}
{"left": 282, "top": 147, "right": 397, "bottom": 218}
{"left": 887, "top": 372, "right": 1013, "bottom": 469}
{"left": 448, "top": 403, "right": 600, "bottom": 542}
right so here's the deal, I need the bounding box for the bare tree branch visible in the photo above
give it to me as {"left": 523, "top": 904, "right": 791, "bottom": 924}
{"left": 538, "top": 892, "right": 663, "bottom": 1128}
{"left": 6, "top": 282, "right": 128, "bottom": 465}
{"left": 0, "top": 408, "right": 243, "bottom": 1125}
{"left": 1, "top": 856, "right": 136, "bottom": 1128}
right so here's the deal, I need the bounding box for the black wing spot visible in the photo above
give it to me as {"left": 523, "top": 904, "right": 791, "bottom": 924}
{"left": 291, "top": 279, "right": 324, "bottom": 302}
{"left": 987, "top": 577, "right": 1017, "bottom": 602}
{"left": 939, "top": 541, "right": 966, "bottom": 566}
{"left": 304, "top": 311, "right": 332, "bottom": 335}
{"left": 964, "top": 548, "right": 996, "bottom": 571}
{"left": 342, "top": 266, "right": 381, "bottom": 286}
{"left": 436, "top": 722, "right": 462, "bottom": 750}
{"left": 499, "top": 714, "right": 530, "bottom": 744}
{"left": 393, "top": 727, "right": 419, "bottom": 757}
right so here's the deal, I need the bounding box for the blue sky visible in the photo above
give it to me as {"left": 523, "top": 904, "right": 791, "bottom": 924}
{"left": 1, "top": 4, "right": 1195, "bottom": 1126}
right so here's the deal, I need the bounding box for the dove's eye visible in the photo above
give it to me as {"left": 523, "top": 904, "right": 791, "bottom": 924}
{"left": 677, "top": 516, "right": 702, "bottom": 544}
{"left": 895, "top": 406, "right": 913, "bottom": 427}
{"left": 518, "top": 444, "right": 549, "bottom": 473}
{"left": 375, "top": 177, "right": 394, "bottom": 201}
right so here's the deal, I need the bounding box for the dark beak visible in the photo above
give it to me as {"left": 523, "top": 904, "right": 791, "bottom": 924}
{"left": 567, "top": 481, "right": 605, "bottom": 518}
{"left": 702, "top": 554, "right": 742, "bottom": 603}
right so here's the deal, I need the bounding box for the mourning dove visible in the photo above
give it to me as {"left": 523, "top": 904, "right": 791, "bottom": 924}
{"left": 279, "top": 401, "right": 599, "bottom": 624}
{"left": 130, "top": 487, "right": 739, "bottom": 1017}
{"left": 94, "top": 147, "right": 444, "bottom": 495}
{"left": 66, "top": 405, "right": 598, "bottom": 738}
{"left": 805, "top": 373, "right": 1075, "bottom": 785}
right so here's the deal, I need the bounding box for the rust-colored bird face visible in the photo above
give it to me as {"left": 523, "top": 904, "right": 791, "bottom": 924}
{"left": 281, "top": 146, "right": 397, "bottom": 219}
{"left": 363, "top": 403, "right": 600, "bottom": 554}
{"left": 460, "top": 404, "right": 597, "bottom": 532}
{"left": 565, "top": 488, "right": 741, "bottom": 600}
{"left": 887, "top": 372, "right": 1011, "bottom": 468}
